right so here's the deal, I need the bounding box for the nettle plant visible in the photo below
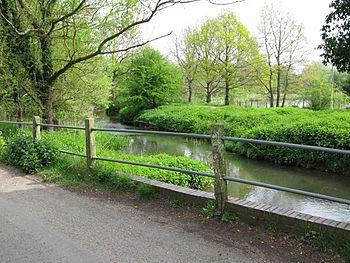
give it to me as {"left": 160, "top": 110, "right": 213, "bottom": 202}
{"left": 6, "top": 136, "right": 58, "bottom": 174}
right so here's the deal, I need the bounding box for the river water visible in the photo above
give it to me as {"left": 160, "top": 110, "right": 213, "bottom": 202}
{"left": 96, "top": 118, "right": 350, "bottom": 223}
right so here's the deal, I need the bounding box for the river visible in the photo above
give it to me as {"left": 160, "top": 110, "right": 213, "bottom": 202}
{"left": 96, "top": 118, "right": 350, "bottom": 223}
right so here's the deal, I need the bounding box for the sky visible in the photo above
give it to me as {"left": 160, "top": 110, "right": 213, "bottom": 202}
{"left": 141, "top": 0, "right": 333, "bottom": 63}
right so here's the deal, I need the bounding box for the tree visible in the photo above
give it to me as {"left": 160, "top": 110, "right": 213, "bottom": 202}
{"left": 207, "top": 12, "right": 259, "bottom": 105}
{"left": 119, "top": 47, "right": 183, "bottom": 122}
{"left": 258, "top": 4, "right": 306, "bottom": 107}
{"left": 0, "top": 0, "right": 236, "bottom": 127}
{"left": 173, "top": 29, "right": 198, "bottom": 103}
{"left": 320, "top": 0, "right": 350, "bottom": 73}
{"left": 180, "top": 12, "right": 258, "bottom": 104}
{"left": 300, "top": 62, "right": 349, "bottom": 109}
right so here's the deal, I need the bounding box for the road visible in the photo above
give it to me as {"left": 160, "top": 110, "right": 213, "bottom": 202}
{"left": 0, "top": 164, "right": 339, "bottom": 263}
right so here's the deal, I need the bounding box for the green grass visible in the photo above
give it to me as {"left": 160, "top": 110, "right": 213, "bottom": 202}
{"left": 138, "top": 104, "right": 350, "bottom": 174}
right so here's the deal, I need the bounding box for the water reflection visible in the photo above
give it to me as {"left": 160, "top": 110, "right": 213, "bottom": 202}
{"left": 96, "top": 119, "right": 350, "bottom": 223}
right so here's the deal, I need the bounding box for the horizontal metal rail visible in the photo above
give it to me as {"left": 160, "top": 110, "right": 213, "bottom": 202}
{"left": 59, "top": 151, "right": 350, "bottom": 206}
{"left": 222, "top": 136, "right": 350, "bottom": 155}
{"left": 92, "top": 127, "right": 350, "bottom": 155}
{"left": 92, "top": 127, "right": 212, "bottom": 140}
{"left": 40, "top": 124, "right": 85, "bottom": 130}
{"left": 2, "top": 118, "right": 350, "bottom": 206}
{"left": 93, "top": 156, "right": 215, "bottom": 178}
{"left": 223, "top": 176, "right": 350, "bottom": 206}
{"left": 59, "top": 150, "right": 86, "bottom": 157}
{"left": 2, "top": 120, "right": 349, "bottom": 155}
{"left": 0, "top": 121, "right": 32, "bottom": 125}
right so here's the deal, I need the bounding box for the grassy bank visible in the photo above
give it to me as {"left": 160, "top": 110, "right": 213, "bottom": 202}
{"left": 137, "top": 104, "right": 350, "bottom": 174}
{"left": 0, "top": 127, "right": 212, "bottom": 190}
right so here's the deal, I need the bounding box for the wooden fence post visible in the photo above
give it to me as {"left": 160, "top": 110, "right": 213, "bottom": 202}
{"left": 33, "top": 116, "right": 41, "bottom": 141}
{"left": 211, "top": 123, "right": 227, "bottom": 213}
{"left": 85, "top": 117, "right": 96, "bottom": 168}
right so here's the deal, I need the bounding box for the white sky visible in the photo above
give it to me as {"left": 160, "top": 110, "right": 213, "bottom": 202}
{"left": 141, "top": 0, "right": 332, "bottom": 63}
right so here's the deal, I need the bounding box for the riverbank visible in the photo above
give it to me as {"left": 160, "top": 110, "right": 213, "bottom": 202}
{"left": 137, "top": 104, "right": 350, "bottom": 175}
{"left": 0, "top": 126, "right": 212, "bottom": 190}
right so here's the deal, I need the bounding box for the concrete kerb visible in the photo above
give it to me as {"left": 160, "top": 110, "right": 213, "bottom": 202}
{"left": 128, "top": 174, "right": 350, "bottom": 243}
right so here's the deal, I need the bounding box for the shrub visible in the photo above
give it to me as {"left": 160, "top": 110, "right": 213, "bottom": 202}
{"left": 5, "top": 136, "right": 58, "bottom": 173}
{"left": 138, "top": 105, "right": 350, "bottom": 174}
{"left": 101, "top": 153, "right": 213, "bottom": 190}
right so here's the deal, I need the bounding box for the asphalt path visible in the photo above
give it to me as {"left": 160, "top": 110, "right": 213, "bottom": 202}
{"left": 0, "top": 164, "right": 297, "bottom": 263}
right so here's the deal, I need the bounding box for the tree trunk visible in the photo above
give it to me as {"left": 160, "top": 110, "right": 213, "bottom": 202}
{"left": 276, "top": 69, "right": 281, "bottom": 107}
{"left": 188, "top": 81, "right": 193, "bottom": 103}
{"left": 281, "top": 93, "right": 287, "bottom": 107}
{"left": 224, "top": 79, "right": 230, "bottom": 105}
{"left": 269, "top": 92, "right": 274, "bottom": 108}
{"left": 206, "top": 93, "right": 211, "bottom": 103}
{"left": 44, "top": 99, "right": 55, "bottom": 132}
{"left": 206, "top": 84, "right": 211, "bottom": 103}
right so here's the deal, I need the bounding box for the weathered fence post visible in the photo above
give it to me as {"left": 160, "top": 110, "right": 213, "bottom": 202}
{"left": 211, "top": 123, "right": 227, "bottom": 213}
{"left": 85, "top": 117, "right": 96, "bottom": 168}
{"left": 33, "top": 116, "right": 41, "bottom": 141}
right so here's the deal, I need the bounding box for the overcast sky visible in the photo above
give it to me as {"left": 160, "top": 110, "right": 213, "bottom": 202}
{"left": 141, "top": 0, "right": 332, "bottom": 63}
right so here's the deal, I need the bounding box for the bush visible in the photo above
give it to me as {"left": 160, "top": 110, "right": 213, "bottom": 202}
{"left": 138, "top": 105, "right": 350, "bottom": 174}
{"left": 101, "top": 153, "right": 213, "bottom": 190}
{"left": 5, "top": 136, "right": 58, "bottom": 173}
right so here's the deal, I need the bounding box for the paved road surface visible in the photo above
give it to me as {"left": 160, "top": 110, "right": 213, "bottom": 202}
{"left": 0, "top": 164, "right": 284, "bottom": 263}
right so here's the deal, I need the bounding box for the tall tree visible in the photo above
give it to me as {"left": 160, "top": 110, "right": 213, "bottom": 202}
{"left": 0, "top": 0, "right": 234, "bottom": 126}
{"left": 189, "top": 24, "right": 221, "bottom": 103}
{"left": 180, "top": 12, "right": 258, "bottom": 104}
{"left": 258, "top": 4, "right": 306, "bottom": 107}
{"left": 173, "top": 29, "right": 198, "bottom": 103}
{"left": 208, "top": 12, "right": 259, "bottom": 105}
{"left": 319, "top": 0, "right": 350, "bottom": 73}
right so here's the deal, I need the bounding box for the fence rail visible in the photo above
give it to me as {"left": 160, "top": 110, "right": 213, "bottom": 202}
{"left": 1, "top": 117, "right": 350, "bottom": 210}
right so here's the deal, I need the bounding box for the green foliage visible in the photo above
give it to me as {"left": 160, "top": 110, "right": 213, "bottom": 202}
{"left": 101, "top": 153, "right": 213, "bottom": 190}
{"left": 320, "top": 0, "right": 350, "bottom": 73}
{"left": 221, "top": 210, "right": 238, "bottom": 222}
{"left": 202, "top": 201, "right": 238, "bottom": 221}
{"left": 0, "top": 131, "right": 4, "bottom": 148}
{"left": 138, "top": 104, "right": 350, "bottom": 173}
{"left": 39, "top": 129, "right": 129, "bottom": 155}
{"left": 115, "top": 46, "right": 183, "bottom": 122}
{"left": 0, "top": 127, "right": 212, "bottom": 189}
{"left": 136, "top": 184, "right": 156, "bottom": 199}
{"left": 202, "top": 201, "right": 220, "bottom": 218}
{"left": 4, "top": 136, "right": 58, "bottom": 173}
{"left": 300, "top": 62, "right": 349, "bottom": 110}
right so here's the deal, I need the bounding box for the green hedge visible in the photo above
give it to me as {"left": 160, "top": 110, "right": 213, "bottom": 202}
{"left": 138, "top": 104, "right": 350, "bottom": 174}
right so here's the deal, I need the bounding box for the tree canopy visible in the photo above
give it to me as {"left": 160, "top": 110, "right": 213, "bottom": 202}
{"left": 320, "top": 0, "right": 350, "bottom": 73}
{"left": 118, "top": 47, "right": 183, "bottom": 122}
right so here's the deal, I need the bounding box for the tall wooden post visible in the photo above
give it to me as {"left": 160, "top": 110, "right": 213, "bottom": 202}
{"left": 211, "top": 123, "right": 227, "bottom": 213}
{"left": 85, "top": 118, "right": 96, "bottom": 168}
{"left": 33, "top": 116, "right": 41, "bottom": 141}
